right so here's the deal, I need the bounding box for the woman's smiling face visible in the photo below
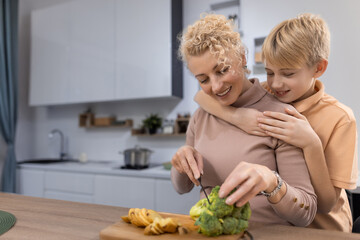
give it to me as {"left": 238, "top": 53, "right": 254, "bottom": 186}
{"left": 187, "top": 50, "right": 249, "bottom": 106}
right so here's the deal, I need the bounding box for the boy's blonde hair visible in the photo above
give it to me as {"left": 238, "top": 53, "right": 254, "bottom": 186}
{"left": 262, "top": 13, "right": 330, "bottom": 68}
{"left": 178, "top": 14, "right": 247, "bottom": 72}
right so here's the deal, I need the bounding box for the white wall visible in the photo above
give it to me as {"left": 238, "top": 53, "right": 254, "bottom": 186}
{"left": 15, "top": 0, "right": 359, "bottom": 183}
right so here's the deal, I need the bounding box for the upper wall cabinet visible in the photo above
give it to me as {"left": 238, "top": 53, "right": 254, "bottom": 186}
{"left": 30, "top": 3, "right": 70, "bottom": 105}
{"left": 29, "top": 0, "right": 183, "bottom": 106}
{"left": 67, "top": 0, "right": 116, "bottom": 103}
{"left": 30, "top": 0, "right": 116, "bottom": 106}
{"left": 115, "top": 0, "right": 182, "bottom": 100}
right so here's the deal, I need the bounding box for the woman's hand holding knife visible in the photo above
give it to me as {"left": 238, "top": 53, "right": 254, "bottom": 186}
{"left": 171, "top": 145, "right": 204, "bottom": 186}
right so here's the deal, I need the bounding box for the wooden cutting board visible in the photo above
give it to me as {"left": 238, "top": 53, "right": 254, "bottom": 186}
{"left": 99, "top": 212, "right": 245, "bottom": 240}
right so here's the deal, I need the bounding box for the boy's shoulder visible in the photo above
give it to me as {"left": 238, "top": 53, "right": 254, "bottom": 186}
{"left": 260, "top": 79, "right": 355, "bottom": 123}
{"left": 320, "top": 92, "right": 356, "bottom": 123}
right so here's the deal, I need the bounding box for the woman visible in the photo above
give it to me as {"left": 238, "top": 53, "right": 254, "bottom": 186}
{"left": 193, "top": 13, "right": 358, "bottom": 232}
{"left": 171, "top": 14, "right": 317, "bottom": 227}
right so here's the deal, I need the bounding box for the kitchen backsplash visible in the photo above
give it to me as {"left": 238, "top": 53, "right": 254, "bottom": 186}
{"left": 21, "top": 97, "right": 194, "bottom": 166}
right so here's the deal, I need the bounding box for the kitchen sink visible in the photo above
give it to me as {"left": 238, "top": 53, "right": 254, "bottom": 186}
{"left": 17, "top": 158, "right": 78, "bottom": 164}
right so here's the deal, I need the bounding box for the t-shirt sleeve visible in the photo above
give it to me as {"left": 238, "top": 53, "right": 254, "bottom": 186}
{"left": 270, "top": 140, "right": 317, "bottom": 227}
{"left": 325, "top": 118, "right": 358, "bottom": 189}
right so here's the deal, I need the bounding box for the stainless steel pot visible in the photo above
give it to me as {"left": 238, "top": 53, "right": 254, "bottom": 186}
{"left": 120, "top": 145, "right": 153, "bottom": 168}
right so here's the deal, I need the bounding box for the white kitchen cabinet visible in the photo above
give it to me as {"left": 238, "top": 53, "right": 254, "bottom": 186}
{"left": 29, "top": 0, "right": 182, "bottom": 106}
{"left": 67, "top": 0, "right": 115, "bottom": 103}
{"left": 44, "top": 171, "right": 94, "bottom": 194}
{"left": 30, "top": 0, "right": 116, "bottom": 106}
{"left": 115, "top": 0, "right": 182, "bottom": 100}
{"left": 29, "top": 3, "right": 70, "bottom": 105}
{"left": 94, "top": 175, "right": 156, "bottom": 209}
{"left": 44, "top": 171, "right": 94, "bottom": 203}
{"left": 16, "top": 168, "right": 94, "bottom": 203}
{"left": 16, "top": 168, "right": 45, "bottom": 198}
{"left": 155, "top": 179, "right": 200, "bottom": 214}
{"left": 16, "top": 166, "right": 196, "bottom": 214}
{"left": 44, "top": 190, "right": 93, "bottom": 203}
{"left": 93, "top": 175, "right": 199, "bottom": 214}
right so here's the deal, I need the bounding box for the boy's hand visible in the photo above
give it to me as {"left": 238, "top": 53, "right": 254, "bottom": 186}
{"left": 233, "top": 108, "right": 267, "bottom": 136}
{"left": 194, "top": 90, "right": 267, "bottom": 137}
{"left": 257, "top": 108, "right": 318, "bottom": 149}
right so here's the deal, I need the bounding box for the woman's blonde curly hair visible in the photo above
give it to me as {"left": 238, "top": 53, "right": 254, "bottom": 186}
{"left": 178, "top": 14, "right": 247, "bottom": 73}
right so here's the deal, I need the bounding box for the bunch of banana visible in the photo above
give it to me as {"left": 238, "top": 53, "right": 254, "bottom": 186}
{"left": 121, "top": 208, "right": 188, "bottom": 235}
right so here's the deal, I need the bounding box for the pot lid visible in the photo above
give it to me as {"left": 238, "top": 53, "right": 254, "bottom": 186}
{"left": 123, "top": 145, "right": 153, "bottom": 153}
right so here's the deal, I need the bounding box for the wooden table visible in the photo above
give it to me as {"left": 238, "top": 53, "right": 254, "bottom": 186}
{"left": 0, "top": 193, "right": 126, "bottom": 240}
{"left": 0, "top": 193, "right": 359, "bottom": 240}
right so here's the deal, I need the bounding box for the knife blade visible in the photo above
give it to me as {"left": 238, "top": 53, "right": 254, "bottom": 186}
{"left": 198, "top": 177, "right": 211, "bottom": 205}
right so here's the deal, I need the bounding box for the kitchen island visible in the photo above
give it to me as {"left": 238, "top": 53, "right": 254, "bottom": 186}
{"left": 0, "top": 193, "right": 359, "bottom": 240}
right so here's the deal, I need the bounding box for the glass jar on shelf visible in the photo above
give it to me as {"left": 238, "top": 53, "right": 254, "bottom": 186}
{"left": 162, "top": 119, "right": 174, "bottom": 134}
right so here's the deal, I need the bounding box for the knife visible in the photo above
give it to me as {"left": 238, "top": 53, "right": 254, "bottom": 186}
{"left": 198, "top": 177, "right": 211, "bottom": 205}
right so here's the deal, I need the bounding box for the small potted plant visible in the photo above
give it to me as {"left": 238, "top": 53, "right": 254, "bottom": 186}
{"left": 142, "top": 114, "right": 162, "bottom": 135}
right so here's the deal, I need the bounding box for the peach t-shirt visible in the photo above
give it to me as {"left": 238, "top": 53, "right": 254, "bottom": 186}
{"left": 265, "top": 80, "right": 358, "bottom": 231}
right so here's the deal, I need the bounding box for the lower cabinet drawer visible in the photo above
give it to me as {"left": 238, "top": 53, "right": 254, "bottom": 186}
{"left": 155, "top": 179, "right": 200, "bottom": 214}
{"left": 44, "top": 190, "right": 93, "bottom": 203}
{"left": 45, "top": 171, "right": 94, "bottom": 194}
{"left": 94, "top": 175, "right": 155, "bottom": 209}
{"left": 16, "top": 168, "right": 45, "bottom": 198}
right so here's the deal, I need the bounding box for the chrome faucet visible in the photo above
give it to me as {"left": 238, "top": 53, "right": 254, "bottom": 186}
{"left": 48, "top": 129, "right": 67, "bottom": 159}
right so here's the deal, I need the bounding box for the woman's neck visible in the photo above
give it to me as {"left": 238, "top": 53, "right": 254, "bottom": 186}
{"left": 240, "top": 78, "right": 253, "bottom": 96}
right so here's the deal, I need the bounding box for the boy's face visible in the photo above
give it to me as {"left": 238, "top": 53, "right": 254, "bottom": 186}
{"left": 265, "top": 62, "right": 318, "bottom": 103}
{"left": 187, "top": 50, "right": 249, "bottom": 106}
